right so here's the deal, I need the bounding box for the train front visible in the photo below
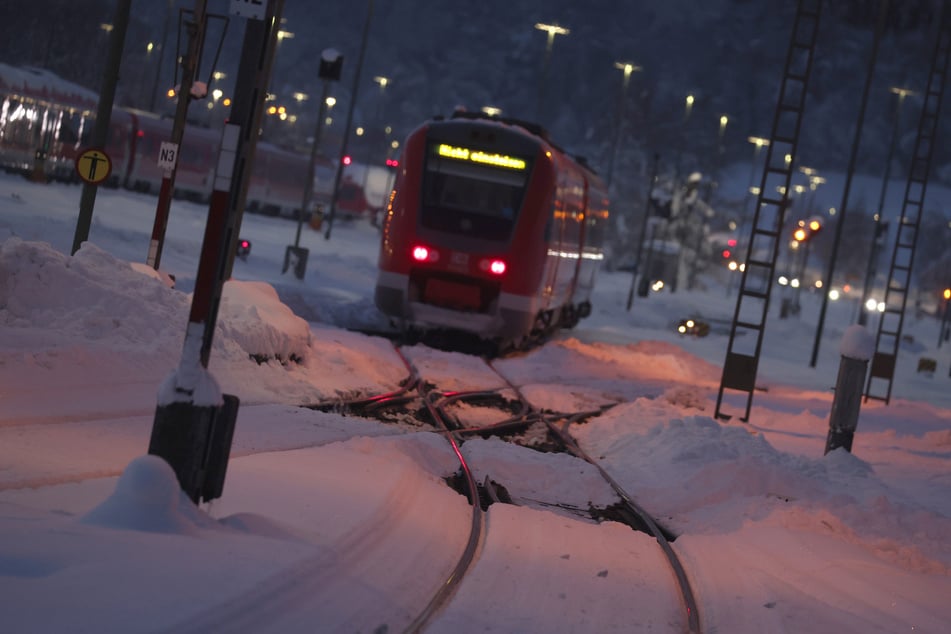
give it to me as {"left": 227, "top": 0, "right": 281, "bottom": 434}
{"left": 375, "top": 117, "right": 551, "bottom": 342}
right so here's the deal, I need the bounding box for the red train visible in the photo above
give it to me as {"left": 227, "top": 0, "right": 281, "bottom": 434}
{"left": 0, "top": 63, "right": 368, "bottom": 219}
{"left": 375, "top": 111, "right": 610, "bottom": 347}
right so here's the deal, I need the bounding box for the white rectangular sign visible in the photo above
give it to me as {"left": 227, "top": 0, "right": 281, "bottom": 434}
{"left": 158, "top": 142, "right": 179, "bottom": 171}
{"left": 230, "top": 0, "right": 266, "bottom": 20}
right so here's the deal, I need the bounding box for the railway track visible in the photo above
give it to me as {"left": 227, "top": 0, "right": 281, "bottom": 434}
{"left": 307, "top": 343, "right": 702, "bottom": 633}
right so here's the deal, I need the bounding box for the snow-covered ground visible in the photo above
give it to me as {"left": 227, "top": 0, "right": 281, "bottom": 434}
{"left": 1, "top": 170, "right": 950, "bottom": 633}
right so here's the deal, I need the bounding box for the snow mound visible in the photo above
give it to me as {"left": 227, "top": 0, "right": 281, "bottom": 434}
{"left": 0, "top": 238, "right": 312, "bottom": 363}
{"left": 81, "top": 455, "right": 206, "bottom": 534}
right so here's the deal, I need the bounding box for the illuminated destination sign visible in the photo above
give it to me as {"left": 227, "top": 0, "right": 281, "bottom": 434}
{"left": 437, "top": 143, "right": 526, "bottom": 170}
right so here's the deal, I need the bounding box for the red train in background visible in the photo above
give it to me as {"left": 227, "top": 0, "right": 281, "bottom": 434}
{"left": 0, "top": 63, "right": 369, "bottom": 219}
{"left": 375, "top": 111, "right": 610, "bottom": 348}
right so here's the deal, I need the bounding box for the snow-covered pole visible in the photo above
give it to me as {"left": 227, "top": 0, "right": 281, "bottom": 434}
{"left": 148, "top": 0, "right": 284, "bottom": 504}
{"left": 825, "top": 325, "right": 874, "bottom": 455}
{"left": 147, "top": 121, "right": 241, "bottom": 505}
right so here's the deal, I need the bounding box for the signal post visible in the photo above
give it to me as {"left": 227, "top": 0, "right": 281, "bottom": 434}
{"left": 148, "top": 0, "right": 284, "bottom": 504}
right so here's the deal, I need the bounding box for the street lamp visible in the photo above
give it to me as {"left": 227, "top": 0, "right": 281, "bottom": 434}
{"left": 676, "top": 94, "right": 695, "bottom": 177}
{"left": 365, "top": 75, "right": 391, "bottom": 191}
{"left": 534, "top": 22, "right": 570, "bottom": 122}
{"left": 718, "top": 114, "right": 729, "bottom": 161}
{"left": 858, "top": 85, "right": 916, "bottom": 325}
{"left": 605, "top": 60, "right": 642, "bottom": 188}
{"left": 746, "top": 136, "right": 770, "bottom": 191}
{"left": 736, "top": 136, "right": 770, "bottom": 247}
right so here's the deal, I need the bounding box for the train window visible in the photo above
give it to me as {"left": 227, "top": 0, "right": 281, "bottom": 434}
{"left": 56, "top": 115, "right": 79, "bottom": 145}
{"left": 421, "top": 143, "right": 531, "bottom": 241}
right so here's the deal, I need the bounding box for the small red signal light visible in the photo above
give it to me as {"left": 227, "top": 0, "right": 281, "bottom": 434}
{"left": 236, "top": 238, "right": 251, "bottom": 259}
{"left": 342, "top": 155, "right": 352, "bottom": 165}
{"left": 727, "top": 238, "right": 737, "bottom": 247}
{"left": 385, "top": 158, "right": 399, "bottom": 168}
{"left": 722, "top": 249, "right": 731, "bottom": 259}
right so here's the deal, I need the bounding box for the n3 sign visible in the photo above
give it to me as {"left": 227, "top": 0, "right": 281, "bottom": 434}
{"left": 230, "top": 0, "right": 265, "bottom": 20}
{"left": 157, "top": 142, "right": 178, "bottom": 171}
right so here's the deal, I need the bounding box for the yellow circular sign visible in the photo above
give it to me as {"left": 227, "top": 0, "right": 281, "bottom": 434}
{"left": 75, "top": 148, "right": 113, "bottom": 185}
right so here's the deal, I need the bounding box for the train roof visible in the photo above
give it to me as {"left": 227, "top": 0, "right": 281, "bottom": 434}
{"left": 0, "top": 63, "right": 99, "bottom": 110}
{"left": 446, "top": 109, "right": 551, "bottom": 143}
{"left": 423, "top": 109, "right": 606, "bottom": 186}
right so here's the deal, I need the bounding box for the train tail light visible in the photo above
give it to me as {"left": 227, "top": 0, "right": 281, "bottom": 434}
{"left": 411, "top": 245, "right": 439, "bottom": 263}
{"left": 480, "top": 258, "right": 506, "bottom": 276}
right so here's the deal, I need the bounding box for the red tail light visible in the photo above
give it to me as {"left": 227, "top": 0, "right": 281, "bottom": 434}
{"left": 411, "top": 245, "right": 439, "bottom": 263}
{"left": 480, "top": 258, "right": 506, "bottom": 275}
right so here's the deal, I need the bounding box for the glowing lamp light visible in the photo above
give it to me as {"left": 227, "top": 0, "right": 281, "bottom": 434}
{"left": 722, "top": 249, "right": 731, "bottom": 259}
{"left": 865, "top": 298, "right": 879, "bottom": 311}
{"left": 944, "top": 288, "right": 951, "bottom": 300}
{"left": 342, "top": 155, "right": 352, "bottom": 165}
{"left": 412, "top": 246, "right": 430, "bottom": 262}
{"left": 437, "top": 143, "right": 526, "bottom": 170}
{"left": 236, "top": 239, "right": 251, "bottom": 259}
{"left": 489, "top": 259, "right": 506, "bottom": 275}
{"left": 727, "top": 238, "right": 737, "bottom": 247}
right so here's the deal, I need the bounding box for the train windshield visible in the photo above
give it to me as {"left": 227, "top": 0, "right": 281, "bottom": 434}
{"left": 420, "top": 141, "right": 532, "bottom": 241}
